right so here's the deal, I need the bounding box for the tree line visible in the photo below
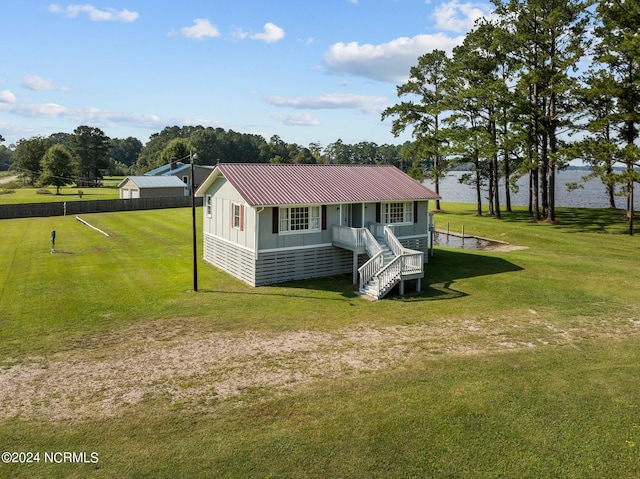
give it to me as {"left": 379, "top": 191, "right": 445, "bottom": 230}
{"left": 0, "top": 124, "right": 415, "bottom": 191}
{"left": 382, "top": 0, "right": 639, "bottom": 234}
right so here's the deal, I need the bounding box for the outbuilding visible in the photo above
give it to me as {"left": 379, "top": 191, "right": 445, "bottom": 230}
{"left": 118, "top": 176, "right": 187, "bottom": 199}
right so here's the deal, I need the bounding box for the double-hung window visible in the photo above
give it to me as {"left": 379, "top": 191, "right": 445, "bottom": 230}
{"left": 382, "top": 202, "right": 413, "bottom": 224}
{"left": 232, "top": 203, "right": 244, "bottom": 231}
{"left": 279, "top": 206, "right": 321, "bottom": 233}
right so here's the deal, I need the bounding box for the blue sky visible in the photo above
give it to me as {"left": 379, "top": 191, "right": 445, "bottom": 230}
{"left": 0, "top": 0, "right": 494, "bottom": 148}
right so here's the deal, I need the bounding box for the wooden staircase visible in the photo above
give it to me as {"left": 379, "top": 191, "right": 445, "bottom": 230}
{"left": 358, "top": 226, "right": 424, "bottom": 300}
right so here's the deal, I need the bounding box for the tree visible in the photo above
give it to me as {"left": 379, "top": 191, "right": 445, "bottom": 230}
{"left": 592, "top": 0, "right": 640, "bottom": 234}
{"left": 69, "top": 126, "right": 111, "bottom": 187}
{"left": 39, "top": 145, "right": 75, "bottom": 194}
{"left": 0, "top": 145, "right": 12, "bottom": 171}
{"left": 136, "top": 125, "right": 199, "bottom": 171}
{"left": 382, "top": 50, "right": 451, "bottom": 210}
{"left": 325, "top": 139, "right": 353, "bottom": 164}
{"left": 571, "top": 69, "right": 620, "bottom": 208}
{"left": 160, "top": 138, "right": 192, "bottom": 164}
{"left": 109, "top": 137, "right": 142, "bottom": 167}
{"left": 47, "top": 132, "right": 73, "bottom": 148}
{"left": 0, "top": 134, "right": 11, "bottom": 171}
{"left": 493, "top": 0, "right": 591, "bottom": 222}
{"left": 190, "top": 128, "right": 224, "bottom": 165}
{"left": 13, "top": 137, "right": 48, "bottom": 185}
{"left": 447, "top": 21, "right": 510, "bottom": 217}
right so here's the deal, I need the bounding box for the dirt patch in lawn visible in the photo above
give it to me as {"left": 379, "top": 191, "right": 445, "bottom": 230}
{"left": 1, "top": 315, "right": 638, "bottom": 421}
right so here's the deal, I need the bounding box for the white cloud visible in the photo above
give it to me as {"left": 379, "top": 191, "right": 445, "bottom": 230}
{"left": 251, "top": 23, "right": 285, "bottom": 43}
{"left": 179, "top": 19, "right": 220, "bottom": 40}
{"left": 432, "top": 0, "right": 495, "bottom": 32}
{"left": 323, "top": 33, "right": 464, "bottom": 83}
{"left": 0, "top": 102, "right": 67, "bottom": 117}
{"left": 0, "top": 98, "right": 228, "bottom": 137}
{"left": 273, "top": 113, "right": 320, "bottom": 126}
{"left": 21, "top": 75, "right": 69, "bottom": 92}
{"left": 49, "top": 4, "right": 139, "bottom": 22}
{"left": 267, "top": 93, "right": 388, "bottom": 115}
{"left": 0, "top": 90, "right": 17, "bottom": 104}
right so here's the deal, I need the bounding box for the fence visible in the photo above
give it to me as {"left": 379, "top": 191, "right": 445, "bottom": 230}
{"left": 0, "top": 196, "right": 203, "bottom": 220}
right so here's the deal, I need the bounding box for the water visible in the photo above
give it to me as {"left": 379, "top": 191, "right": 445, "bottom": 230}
{"left": 425, "top": 169, "right": 638, "bottom": 210}
{"left": 433, "top": 231, "right": 502, "bottom": 250}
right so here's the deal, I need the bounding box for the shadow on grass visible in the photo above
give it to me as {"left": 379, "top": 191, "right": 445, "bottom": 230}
{"left": 194, "top": 251, "right": 522, "bottom": 303}
{"left": 552, "top": 207, "right": 633, "bottom": 234}
{"left": 387, "top": 248, "right": 523, "bottom": 302}
{"left": 494, "top": 207, "right": 631, "bottom": 234}
{"left": 190, "top": 274, "right": 359, "bottom": 302}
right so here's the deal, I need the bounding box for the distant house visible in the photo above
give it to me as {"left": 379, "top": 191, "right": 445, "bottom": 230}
{"left": 145, "top": 158, "right": 214, "bottom": 195}
{"left": 195, "top": 163, "right": 440, "bottom": 299}
{"left": 118, "top": 176, "right": 187, "bottom": 199}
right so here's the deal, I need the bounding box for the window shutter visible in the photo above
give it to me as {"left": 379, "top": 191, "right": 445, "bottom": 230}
{"left": 230, "top": 202, "right": 234, "bottom": 229}
{"left": 375, "top": 203, "right": 381, "bottom": 223}
{"left": 321, "top": 205, "right": 327, "bottom": 230}
{"left": 272, "top": 207, "right": 279, "bottom": 234}
{"left": 414, "top": 201, "right": 418, "bottom": 224}
{"left": 240, "top": 205, "right": 245, "bottom": 231}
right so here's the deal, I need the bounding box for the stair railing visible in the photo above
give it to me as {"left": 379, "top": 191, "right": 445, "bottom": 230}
{"left": 358, "top": 252, "right": 384, "bottom": 290}
{"left": 372, "top": 256, "right": 403, "bottom": 298}
{"left": 384, "top": 226, "right": 404, "bottom": 257}
{"left": 363, "top": 228, "right": 383, "bottom": 258}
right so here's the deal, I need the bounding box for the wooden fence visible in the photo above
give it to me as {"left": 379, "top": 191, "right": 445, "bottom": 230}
{"left": 0, "top": 196, "right": 203, "bottom": 220}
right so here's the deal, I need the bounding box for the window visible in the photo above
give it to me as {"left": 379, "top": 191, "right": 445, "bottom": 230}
{"left": 279, "top": 206, "right": 320, "bottom": 233}
{"left": 233, "top": 204, "right": 241, "bottom": 228}
{"left": 206, "top": 195, "right": 212, "bottom": 217}
{"left": 232, "top": 203, "right": 244, "bottom": 230}
{"left": 382, "top": 202, "right": 413, "bottom": 224}
{"left": 182, "top": 176, "right": 189, "bottom": 184}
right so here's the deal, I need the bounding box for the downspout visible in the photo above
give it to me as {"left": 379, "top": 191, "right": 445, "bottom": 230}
{"left": 255, "top": 207, "right": 264, "bottom": 260}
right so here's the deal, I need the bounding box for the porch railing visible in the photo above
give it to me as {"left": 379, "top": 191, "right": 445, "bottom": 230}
{"left": 368, "top": 222, "right": 394, "bottom": 238}
{"left": 332, "top": 225, "right": 367, "bottom": 250}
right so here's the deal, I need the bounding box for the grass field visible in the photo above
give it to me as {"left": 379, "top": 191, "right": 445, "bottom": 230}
{"left": 0, "top": 176, "right": 122, "bottom": 204}
{"left": 1, "top": 203, "right": 639, "bottom": 478}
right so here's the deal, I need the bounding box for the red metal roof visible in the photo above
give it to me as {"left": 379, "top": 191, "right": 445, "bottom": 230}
{"left": 210, "top": 163, "right": 441, "bottom": 206}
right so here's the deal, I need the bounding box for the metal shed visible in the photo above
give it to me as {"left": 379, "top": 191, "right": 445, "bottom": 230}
{"left": 118, "top": 176, "right": 187, "bottom": 199}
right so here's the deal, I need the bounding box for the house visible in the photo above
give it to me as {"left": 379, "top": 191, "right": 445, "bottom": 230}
{"left": 118, "top": 176, "right": 187, "bottom": 199}
{"left": 195, "top": 163, "right": 441, "bottom": 299}
{"left": 145, "top": 158, "right": 214, "bottom": 195}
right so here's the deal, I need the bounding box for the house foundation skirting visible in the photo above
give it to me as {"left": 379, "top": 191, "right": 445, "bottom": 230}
{"left": 204, "top": 235, "right": 354, "bottom": 287}
{"left": 204, "top": 234, "right": 256, "bottom": 286}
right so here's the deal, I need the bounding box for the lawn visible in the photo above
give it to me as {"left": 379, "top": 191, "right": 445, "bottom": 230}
{"left": 0, "top": 176, "right": 122, "bottom": 204}
{"left": 0, "top": 203, "right": 639, "bottom": 478}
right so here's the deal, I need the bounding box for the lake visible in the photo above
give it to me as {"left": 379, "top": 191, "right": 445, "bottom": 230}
{"left": 424, "top": 169, "right": 639, "bottom": 210}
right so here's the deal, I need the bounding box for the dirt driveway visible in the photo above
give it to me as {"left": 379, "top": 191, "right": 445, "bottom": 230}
{"left": 2, "top": 314, "right": 638, "bottom": 422}
{"left": 0, "top": 175, "right": 18, "bottom": 185}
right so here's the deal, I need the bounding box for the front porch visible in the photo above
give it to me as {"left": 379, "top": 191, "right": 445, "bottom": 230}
{"left": 332, "top": 223, "right": 426, "bottom": 299}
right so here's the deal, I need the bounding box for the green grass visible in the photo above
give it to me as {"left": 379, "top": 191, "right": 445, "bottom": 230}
{"left": 1, "top": 203, "right": 639, "bottom": 478}
{"left": 0, "top": 177, "right": 123, "bottom": 204}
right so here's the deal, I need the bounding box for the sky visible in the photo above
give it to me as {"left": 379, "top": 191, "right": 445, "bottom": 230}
{"left": 0, "top": 0, "right": 495, "bottom": 149}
